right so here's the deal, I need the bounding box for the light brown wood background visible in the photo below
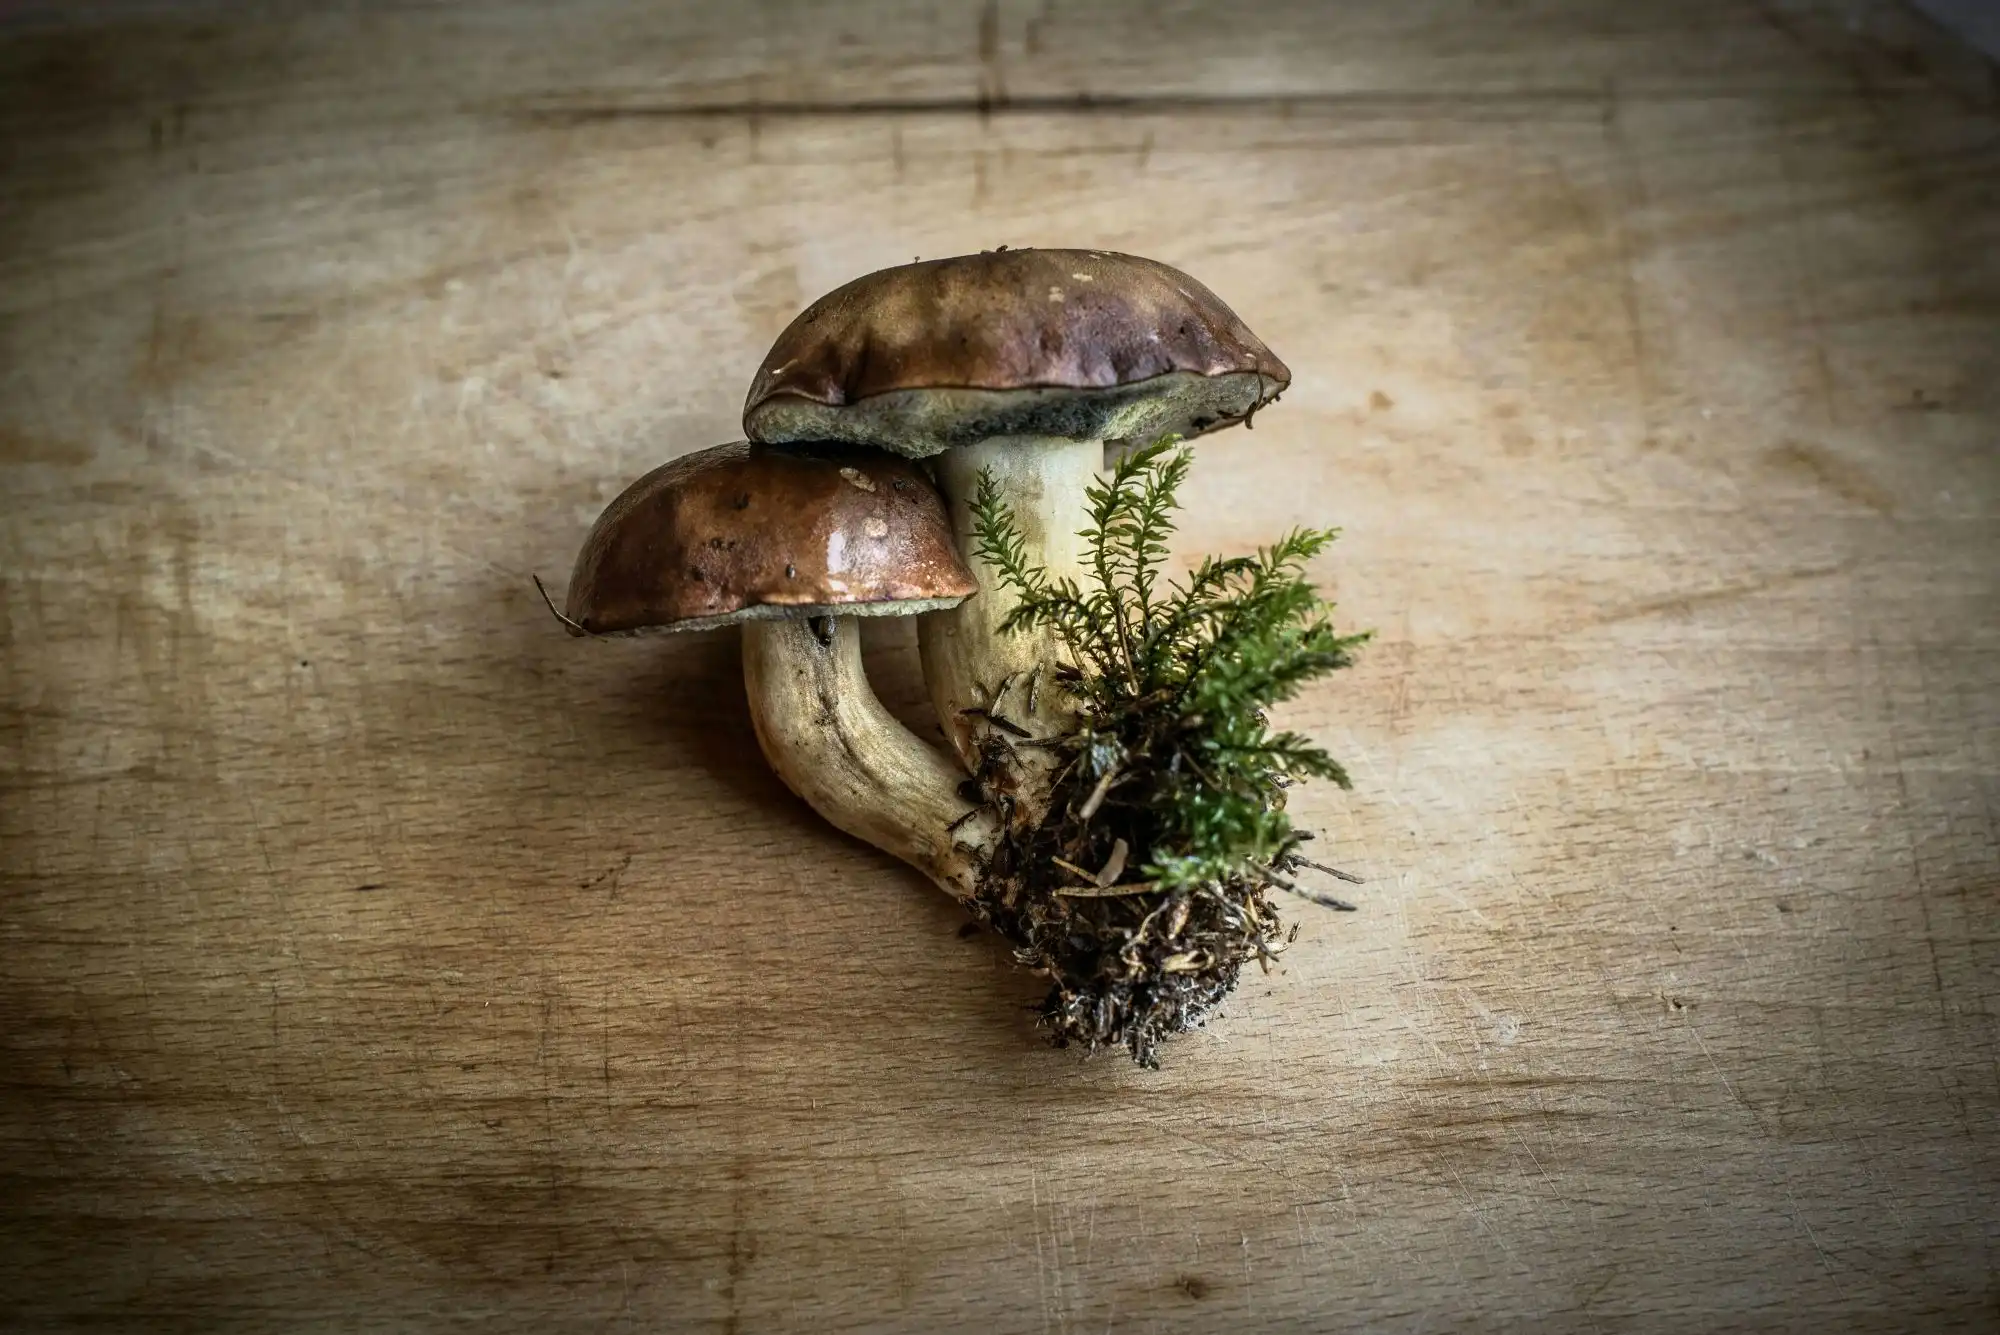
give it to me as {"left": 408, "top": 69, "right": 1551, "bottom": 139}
{"left": 3, "top": 1, "right": 1996, "bottom": 1329}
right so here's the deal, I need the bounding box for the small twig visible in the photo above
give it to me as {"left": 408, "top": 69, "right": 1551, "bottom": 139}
{"left": 959, "top": 706, "right": 1033, "bottom": 738}
{"left": 1293, "top": 855, "right": 1364, "bottom": 885}
{"left": 989, "top": 672, "right": 1018, "bottom": 710}
{"left": 1258, "top": 864, "right": 1356, "bottom": 911}
{"left": 1054, "top": 880, "right": 1157, "bottom": 899}
{"left": 1076, "top": 767, "right": 1122, "bottom": 821}
{"left": 945, "top": 806, "right": 983, "bottom": 834}
{"left": 1051, "top": 857, "right": 1097, "bottom": 884}
{"left": 1176, "top": 748, "right": 1215, "bottom": 786}
{"left": 533, "top": 574, "right": 593, "bottom": 636}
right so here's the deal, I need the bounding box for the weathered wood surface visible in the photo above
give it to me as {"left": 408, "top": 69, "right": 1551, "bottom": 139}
{"left": 2, "top": 2, "right": 1996, "bottom": 1329}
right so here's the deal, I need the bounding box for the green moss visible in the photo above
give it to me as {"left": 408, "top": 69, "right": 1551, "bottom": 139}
{"left": 967, "top": 438, "right": 1370, "bottom": 1066}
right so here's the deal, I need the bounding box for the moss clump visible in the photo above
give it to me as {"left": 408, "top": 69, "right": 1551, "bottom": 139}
{"left": 966, "top": 439, "right": 1370, "bottom": 1067}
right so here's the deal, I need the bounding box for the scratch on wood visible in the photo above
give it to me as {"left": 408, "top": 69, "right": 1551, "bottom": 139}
{"left": 1578, "top": 562, "right": 1853, "bottom": 631}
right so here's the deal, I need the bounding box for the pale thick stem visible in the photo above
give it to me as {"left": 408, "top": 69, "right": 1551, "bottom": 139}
{"left": 918, "top": 437, "right": 1100, "bottom": 786}
{"left": 742, "top": 616, "right": 993, "bottom": 900}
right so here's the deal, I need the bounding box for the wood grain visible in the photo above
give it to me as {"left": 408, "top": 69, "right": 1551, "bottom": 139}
{"left": 2, "top": 1, "right": 1996, "bottom": 1329}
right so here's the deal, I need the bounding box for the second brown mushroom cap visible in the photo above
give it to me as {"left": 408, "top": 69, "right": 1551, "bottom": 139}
{"left": 565, "top": 441, "right": 994, "bottom": 898}
{"left": 564, "top": 440, "right": 973, "bottom": 635}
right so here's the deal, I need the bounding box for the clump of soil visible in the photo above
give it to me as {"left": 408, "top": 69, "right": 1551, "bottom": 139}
{"left": 965, "top": 743, "right": 1298, "bottom": 1069}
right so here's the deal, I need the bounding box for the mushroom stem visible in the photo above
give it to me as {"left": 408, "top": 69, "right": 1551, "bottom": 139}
{"left": 919, "top": 435, "right": 1099, "bottom": 783}
{"left": 742, "top": 616, "right": 995, "bottom": 900}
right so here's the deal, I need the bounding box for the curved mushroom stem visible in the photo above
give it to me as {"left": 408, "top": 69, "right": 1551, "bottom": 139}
{"left": 742, "top": 615, "right": 995, "bottom": 900}
{"left": 918, "top": 436, "right": 1099, "bottom": 813}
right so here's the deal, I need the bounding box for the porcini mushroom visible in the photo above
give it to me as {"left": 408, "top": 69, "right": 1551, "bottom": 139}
{"left": 562, "top": 441, "right": 994, "bottom": 897}
{"left": 741, "top": 248, "right": 1291, "bottom": 804}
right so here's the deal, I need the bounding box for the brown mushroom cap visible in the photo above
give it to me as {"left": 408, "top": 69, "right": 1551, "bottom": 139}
{"left": 743, "top": 248, "right": 1291, "bottom": 457}
{"left": 563, "top": 441, "right": 976, "bottom": 636}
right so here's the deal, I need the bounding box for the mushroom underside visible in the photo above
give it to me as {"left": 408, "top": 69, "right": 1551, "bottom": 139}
{"left": 746, "top": 370, "right": 1282, "bottom": 459}
{"left": 572, "top": 596, "right": 965, "bottom": 639}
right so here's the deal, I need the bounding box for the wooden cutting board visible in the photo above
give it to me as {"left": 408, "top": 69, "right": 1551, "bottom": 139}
{"left": 3, "top": 1, "right": 1994, "bottom": 1328}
